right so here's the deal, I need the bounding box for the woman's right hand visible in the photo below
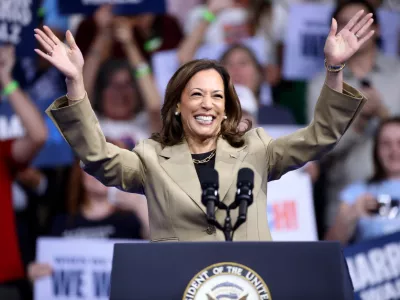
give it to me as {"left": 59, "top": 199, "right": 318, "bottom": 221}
{"left": 27, "top": 262, "right": 53, "bottom": 282}
{"left": 34, "top": 26, "right": 84, "bottom": 81}
{"left": 353, "top": 193, "right": 379, "bottom": 217}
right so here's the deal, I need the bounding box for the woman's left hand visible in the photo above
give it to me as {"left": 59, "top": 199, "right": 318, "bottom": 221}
{"left": 324, "top": 10, "right": 375, "bottom": 65}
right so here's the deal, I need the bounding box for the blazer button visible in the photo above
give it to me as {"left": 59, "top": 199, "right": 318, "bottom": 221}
{"left": 206, "top": 225, "right": 216, "bottom": 235}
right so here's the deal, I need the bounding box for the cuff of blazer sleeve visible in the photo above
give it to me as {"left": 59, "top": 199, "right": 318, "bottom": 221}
{"left": 320, "top": 81, "right": 365, "bottom": 112}
{"left": 45, "top": 94, "right": 97, "bottom": 142}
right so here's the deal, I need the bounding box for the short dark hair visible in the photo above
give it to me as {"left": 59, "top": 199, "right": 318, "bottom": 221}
{"left": 93, "top": 59, "right": 143, "bottom": 115}
{"left": 151, "top": 59, "right": 251, "bottom": 147}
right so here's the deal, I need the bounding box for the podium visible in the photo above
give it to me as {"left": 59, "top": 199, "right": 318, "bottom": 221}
{"left": 110, "top": 241, "right": 354, "bottom": 300}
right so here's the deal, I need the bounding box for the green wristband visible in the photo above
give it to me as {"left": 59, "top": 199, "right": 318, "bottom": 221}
{"left": 135, "top": 64, "right": 151, "bottom": 79}
{"left": 2, "top": 80, "right": 19, "bottom": 97}
{"left": 202, "top": 10, "right": 216, "bottom": 23}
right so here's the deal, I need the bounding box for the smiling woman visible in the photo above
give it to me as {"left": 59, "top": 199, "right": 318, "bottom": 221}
{"left": 37, "top": 10, "right": 375, "bottom": 241}
{"left": 151, "top": 60, "right": 249, "bottom": 151}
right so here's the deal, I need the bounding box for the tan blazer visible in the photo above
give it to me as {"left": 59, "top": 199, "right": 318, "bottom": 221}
{"left": 46, "top": 82, "right": 365, "bottom": 242}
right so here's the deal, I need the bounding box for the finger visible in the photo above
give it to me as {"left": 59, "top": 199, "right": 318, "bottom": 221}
{"left": 351, "top": 13, "right": 372, "bottom": 34}
{"left": 359, "top": 30, "right": 375, "bottom": 46}
{"left": 43, "top": 25, "right": 61, "bottom": 45}
{"left": 34, "top": 48, "right": 54, "bottom": 63}
{"left": 34, "top": 34, "right": 54, "bottom": 54}
{"left": 34, "top": 28, "right": 56, "bottom": 48}
{"left": 343, "top": 9, "right": 364, "bottom": 31}
{"left": 66, "top": 30, "right": 78, "bottom": 50}
{"left": 328, "top": 18, "right": 338, "bottom": 37}
{"left": 356, "top": 18, "right": 374, "bottom": 39}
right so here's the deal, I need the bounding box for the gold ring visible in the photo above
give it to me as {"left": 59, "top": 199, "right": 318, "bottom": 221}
{"left": 355, "top": 33, "right": 361, "bottom": 39}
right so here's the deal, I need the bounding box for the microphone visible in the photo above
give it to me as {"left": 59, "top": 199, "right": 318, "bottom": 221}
{"left": 234, "top": 168, "right": 254, "bottom": 222}
{"left": 200, "top": 168, "right": 220, "bottom": 222}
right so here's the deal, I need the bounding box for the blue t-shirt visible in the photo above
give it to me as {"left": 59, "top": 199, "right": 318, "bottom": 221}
{"left": 341, "top": 179, "right": 400, "bottom": 243}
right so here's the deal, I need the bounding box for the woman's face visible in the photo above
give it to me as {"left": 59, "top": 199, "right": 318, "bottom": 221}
{"left": 377, "top": 123, "right": 400, "bottom": 177}
{"left": 102, "top": 69, "right": 137, "bottom": 120}
{"left": 178, "top": 69, "right": 226, "bottom": 143}
{"left": 336, "top": 4, "right": 377, "bottom": 52}
{"left": 82, "top": 171, "right": 108, "bottom": 197}
{"left": 222, "top": 48, "right": 260, "bottom": 94}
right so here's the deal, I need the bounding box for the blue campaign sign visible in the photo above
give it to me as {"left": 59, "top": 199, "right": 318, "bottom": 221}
{"left": 343, "top": 231, "right": 400, "bottom": 300}
{"left": 0, "top": 98, "right": 74, "bottom": 168}
{"left": 58, "top": 0, "right": 166, "bottom": 16}
{"left": 0, "top": 0, "right": 40, "bottom": 57}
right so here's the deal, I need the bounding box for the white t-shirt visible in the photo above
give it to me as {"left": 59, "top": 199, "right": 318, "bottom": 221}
{"left": 184, "top": 5, "right": 250, "bottom": 45}
{"left": 99, "top": 112, "right": 150, "bottom": 149}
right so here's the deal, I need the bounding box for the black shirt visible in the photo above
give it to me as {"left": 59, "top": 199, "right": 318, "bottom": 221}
{"left": 50, "top": 211, "right": 143, "bottom": 240}
{"left": 191, "top": 150, "right": 216, "bottom": 180}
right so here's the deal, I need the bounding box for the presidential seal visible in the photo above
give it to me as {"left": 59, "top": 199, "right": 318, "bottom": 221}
{"left": 182, "top": 262, "right": 271, "bottom": 300}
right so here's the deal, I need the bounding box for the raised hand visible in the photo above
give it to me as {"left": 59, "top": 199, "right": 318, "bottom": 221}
{"left": 324, "top": 10, "right": 375, "bottom": 65}
{"left": 34, "top": 26, "right": 84, "bottom": 81}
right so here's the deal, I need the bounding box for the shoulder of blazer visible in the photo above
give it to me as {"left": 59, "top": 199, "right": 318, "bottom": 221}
{"left": 244, "top": 127, "right": 273, "bottom": 148}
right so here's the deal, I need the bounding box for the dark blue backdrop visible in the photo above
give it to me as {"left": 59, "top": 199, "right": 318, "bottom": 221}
{"left": 58, "top": 0, "right": 166, "bottom": 15}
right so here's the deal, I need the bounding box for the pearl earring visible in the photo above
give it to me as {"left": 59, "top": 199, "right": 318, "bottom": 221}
{"left": 175, "top": 111, "right": 180, "bottom": 116}
{"left": 224, "top": 115, "right": 227, "bottom": 119}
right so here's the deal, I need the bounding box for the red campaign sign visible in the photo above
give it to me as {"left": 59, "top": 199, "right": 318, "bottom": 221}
{"left": 268, "top": 200, "right": 298, "bottom": 231}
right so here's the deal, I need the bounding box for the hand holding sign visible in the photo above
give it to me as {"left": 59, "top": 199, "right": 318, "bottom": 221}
{"left": 34, "top": 26, "right": 84, "bottom": 81}
{"left": 324, "top": 10, "right": 375, "bottom": 65}
{"left": 28, "top": 262, "right": 53, "bottom": 282}
{"left": 0, "top": 45, "right": 15, "bottom": 86}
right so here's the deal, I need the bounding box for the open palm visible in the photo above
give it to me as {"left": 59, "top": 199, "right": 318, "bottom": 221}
{"left": 34, "top": 26, "right": 84, "bottom": 80}
{"left": 324, "top": 10, "right": 375, "bottom": 66}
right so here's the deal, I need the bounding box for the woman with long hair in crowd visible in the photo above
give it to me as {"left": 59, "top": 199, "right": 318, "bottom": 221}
{"left": 326, "top": 117, "right": 400, "bottom": 245}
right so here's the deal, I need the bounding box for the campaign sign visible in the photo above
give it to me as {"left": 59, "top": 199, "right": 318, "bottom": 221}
{"left": 283, "top": 3, "right": 400, "bottom": 80}
{"left": 262, "top": 125, "right": 318, "bottom": 242}
{"left": 58, "top": 0, "right": 166, "bottom": 16}
{"left": 0, "top": 98, "right": 74, "bottom": 168}
{"left": 0, "top": 0, "right": 39, "bottom": 57}
{"left": 34, "top": 238, "right": 147, "bottom": 300}
{"left": 344, "top": 231, "right": 400, "bottom": 300}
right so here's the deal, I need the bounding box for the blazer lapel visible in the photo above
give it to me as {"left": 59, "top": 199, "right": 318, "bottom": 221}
{"left": 215, "top": 137, "right": 248, "bottom": 204}
{"left": 159, "top": 141, "right": 206, "bottom": 214}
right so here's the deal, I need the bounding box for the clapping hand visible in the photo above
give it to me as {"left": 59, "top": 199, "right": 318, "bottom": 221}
{"left": 34, "top": 26, "right": 84, "bottom": 81}
{"left": 324, "top": 10, "right": 375, "bottom": 65}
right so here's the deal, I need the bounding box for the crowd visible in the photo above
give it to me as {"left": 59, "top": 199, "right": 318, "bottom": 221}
{"left": 0, "top": 0, "right": 399, "bottom": 299}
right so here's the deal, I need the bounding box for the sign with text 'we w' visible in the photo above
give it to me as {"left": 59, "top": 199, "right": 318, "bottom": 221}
{"left": 34, "top": 238, "right": 146, "bottom": 300}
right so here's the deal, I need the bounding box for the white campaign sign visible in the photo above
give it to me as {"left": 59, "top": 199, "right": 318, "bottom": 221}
{"left": 283, "top": 3, "right": 400, "bottom": 80}
{"left": 152, "top": 36, "right": 267, "bottom": 99}
{"left": 34, "top": 238, "right": 146, "bottom": 300}
{"left": 263, "top": 125, "right": 318, "bottom": 241}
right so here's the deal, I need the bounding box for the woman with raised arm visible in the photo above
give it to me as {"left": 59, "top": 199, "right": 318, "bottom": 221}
{"left": 34, "top": 10, "right": 373, "bottom": 242}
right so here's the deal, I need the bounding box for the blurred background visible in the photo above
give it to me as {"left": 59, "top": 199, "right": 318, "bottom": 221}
{"left": 1, "top": 0, "right": 400, "bottom": 299}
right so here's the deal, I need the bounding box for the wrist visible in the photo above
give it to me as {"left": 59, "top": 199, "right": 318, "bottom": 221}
{"left": 202, "top": 8, "right": 217, "bottom": 23}
{"left": 65, "top": 76, "right": 86, "bottom": 100}
{"left": 0, "top": 76, "right": 13, "bottom": 88}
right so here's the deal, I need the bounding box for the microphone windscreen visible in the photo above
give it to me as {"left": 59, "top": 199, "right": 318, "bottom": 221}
{"left": 199, "top": 168, "right": 219, "bottom": 188}
{"left": 237, "top": 168, "right": 254, "bottom": 185}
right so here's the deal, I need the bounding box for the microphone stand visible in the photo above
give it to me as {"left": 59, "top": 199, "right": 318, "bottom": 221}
{"left": 207, "top": 202, "right": 247, "bottom": 242}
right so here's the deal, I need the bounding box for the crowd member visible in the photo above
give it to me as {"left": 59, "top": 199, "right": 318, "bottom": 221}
{"left": 307, "top": 0, "right": 400, "bottom": 228}
{"left": 219, "top": 44, "right": 272, "bottom": 106}
{"left": 27, "top": 159, "right": 147, "bottom": 282}
{"left": 74, "top": 4, "right": 183, "bottom": 63}
{"left": 0, "top": 45, "right": 47, "bottom": 300}
{"left": 82, "top": 13, "right": 162, "bottom": 147}
{"left": 326, "top": 117, "right": 400, "bottom": 245}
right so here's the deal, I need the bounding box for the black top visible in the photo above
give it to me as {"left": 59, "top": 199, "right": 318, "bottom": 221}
{"left": 50, "top": 211, "right": 143, "bottom": 240}
{"left": 191, "top": 150, "right": 216, "bottom": 180}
